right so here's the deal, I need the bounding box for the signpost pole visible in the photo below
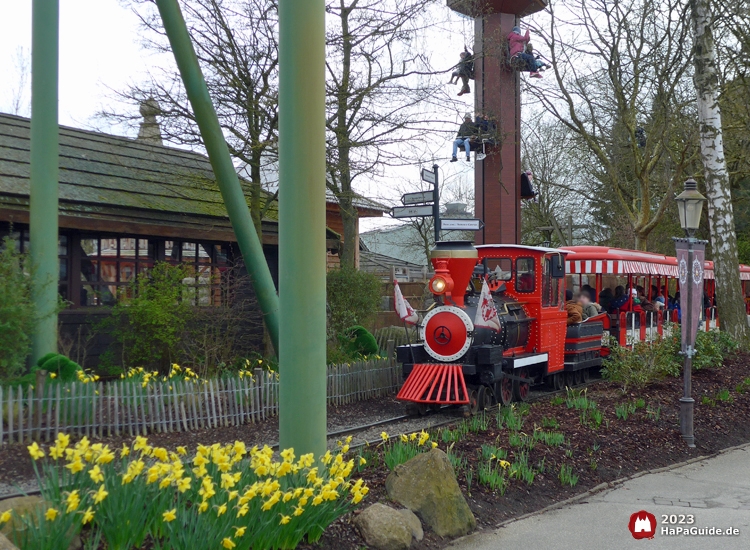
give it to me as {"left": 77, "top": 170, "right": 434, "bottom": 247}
{"left": 432, "top": 164, "right": 440, "bottom": 244}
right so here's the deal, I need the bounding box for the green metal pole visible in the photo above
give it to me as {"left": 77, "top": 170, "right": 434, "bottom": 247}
{"left": 278, "top": 0, "right": 327, "bottom": 456}
{"left": 29, "top": 0, "right": 60, "bottom": 366}
{"left": 154, "top": 0, "right": 280, "bottom": 355}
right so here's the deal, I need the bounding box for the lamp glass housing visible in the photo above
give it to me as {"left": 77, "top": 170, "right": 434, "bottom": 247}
{"left": 675, "top": 180, "right": 706, "bottom": 232}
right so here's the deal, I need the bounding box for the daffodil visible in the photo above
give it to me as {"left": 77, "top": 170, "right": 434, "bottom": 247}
{"left": 45, "top": 508, "right": 58, "bottom": 521}
{"left": 221, "top": 538, "right": 236, "bottom": 549}
{"left": 216, "top": 504, "right": 227, "bottom": 517}
{"left": 0, "top": 511, "right": 11, "bottom": 524}
{"left": 380, "top": 431, "right": 389, "bottom": 441}
{"left": 279, "top": 515, "right": 291, "bottom": 525}
{"left": 89, "top": 465, "right": 104, "bottom": 483}
{"left": 65, "top": 491, "right": 80, "bottom": 513}
{"left": 163, "top": 509, "right": 177, "bottom": 522}
{"left": 359, "top": 457, "right": 367, "bottom": 466}
{"left": 234, "top": 526, "right": 246, "bottom": 537}
{"left": 50, "top": 373, "right": 57, "bottom": 379}
{"left": 120, "top": 444, "right": 130, "bottom": 457}
{"left": 27, "top": 442, "right": 45, "bottom": 460}
{"left": 81, "top": 507, "right": 94, "bottom": 525}
{"left": 93, "top": 485, "right": 108, "bottom": 504}
{"left": 176, "top": 446, "right": 187, "bottom": 456}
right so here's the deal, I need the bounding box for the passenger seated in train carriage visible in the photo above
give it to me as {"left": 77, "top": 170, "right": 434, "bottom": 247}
{"left": 608, "top": 285, "right": 628, "bottom": 313}
{"left": 599, "top": 287, "right": 614, "bottom": 311}
{"left": 581, "top": 284, "right": 596, "bottom": 302}
{"left": 651, "top": 285, "right": 666, "bottom": 308}
{"left": 565, "top": 290, "right": 583, "bottom": 325}
{"left": 508, "top": 26, "right": 543, "bottom": 78}
{"left": 577, "top": 291, "right": 601, "bottom": 321}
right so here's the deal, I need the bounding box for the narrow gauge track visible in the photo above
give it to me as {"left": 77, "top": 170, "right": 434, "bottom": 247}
{"left": 0, "top": 377, "right": 603, "bottom": 501}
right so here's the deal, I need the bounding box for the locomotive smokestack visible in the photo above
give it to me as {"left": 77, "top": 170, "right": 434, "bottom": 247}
{"left": 430, "top": 241, "right": 478, "bottom": 307}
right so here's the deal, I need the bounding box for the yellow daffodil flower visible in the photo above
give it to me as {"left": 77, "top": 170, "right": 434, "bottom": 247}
{"left": 279, "top": 515, "right": 291, "bottom": 525}
{"left": 221, "top": 538, "right": 236, "bottom": 549}
{"left": 162, "top": 509, "right": 177, "bottom": 522}
{"left": 81, "top": 507, "right": 94, "bottom": 525}
{"left": 234, "top": 526, "right": 246, "bottom": 537}
{"left": 93, "top": 485, "right": 108, "bottom": 504}
{"left": 0, "top": 511, "right": 11, "bottom": 524}
{"left": 45, "top": 508, "right": 58, "bottom": 521}
{"left": 27, "top": 442, "right": 45, "bottom": 460}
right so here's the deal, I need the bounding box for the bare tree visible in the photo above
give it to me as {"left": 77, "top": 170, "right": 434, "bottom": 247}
{"left": 2, "top": 47, "right": 30, "bottom": 117}
{"left": 325, "top": 0, "right": 449, "bottom": 267}
{"left": 105, "top": 0, "right": 280, "bottom": 236}
{"left": 528, "top": 0, "right": 699, "bottom": 250}
{"left": 689, "top": 0, "right": 748, "bottom": 342}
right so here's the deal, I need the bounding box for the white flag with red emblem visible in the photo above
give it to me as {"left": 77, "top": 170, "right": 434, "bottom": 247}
{"left": 474, "top": 279, "right": 501, "bottom": 332}
{"left": 394, "top": 281, "right": 419, "bottom": 325}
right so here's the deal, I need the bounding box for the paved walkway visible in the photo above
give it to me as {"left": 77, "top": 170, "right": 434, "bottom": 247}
{"left": 448, "top": 445, "right": 750, "bottom": 550}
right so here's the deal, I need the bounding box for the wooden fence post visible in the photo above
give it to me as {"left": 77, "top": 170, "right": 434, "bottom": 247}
{"left": 34, "top": 370, "right": 47, "bottom": 441}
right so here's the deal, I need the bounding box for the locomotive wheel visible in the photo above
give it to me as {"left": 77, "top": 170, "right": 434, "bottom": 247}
{"left": 478, "top": 385, "right": 494, "bottom": 411}
{"left": 553, "top": 373, "right": 565, "bottom": 391}
{"left": 428, "top": 404, "right": 442, "bottom": 413}
{"left": 497, "top": 376, "right": 513, "bottom": 406}
{"left": 513, "top": 370, "right": 530, "bottom": 402}
{"left": 468, "top": 387, "right": 480, "bottom": 416}
{"left": 582, "top": 368, "right": 591, "bottom": 383}
{"left": 565, "top": 371, "right": 577, "bottom": 388}
{"left": 574, "top": 369, "right": 584, "bottom": 386}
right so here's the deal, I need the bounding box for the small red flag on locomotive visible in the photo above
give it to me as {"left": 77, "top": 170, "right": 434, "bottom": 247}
{"left": 394, "top": 281, "right": 419, "bottom": 325}
{"left": 474, "top": 278, "right": 501, "bottom": 332}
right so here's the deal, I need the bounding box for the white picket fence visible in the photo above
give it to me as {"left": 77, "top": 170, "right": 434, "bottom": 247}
{"left": 0, "top": 355, "right": 401, "bottom": 445}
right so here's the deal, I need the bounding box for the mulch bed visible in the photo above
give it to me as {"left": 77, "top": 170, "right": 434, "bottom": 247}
{"left": 2, "top": 354, "right": 749, "bottom": 549}
{"left": 304, "top": 351, "right": 750, "bottom": 549}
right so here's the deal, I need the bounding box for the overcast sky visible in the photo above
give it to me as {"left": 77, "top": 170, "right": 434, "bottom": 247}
{"left": 0, "top": 1, "right": 482, "bottom": 233}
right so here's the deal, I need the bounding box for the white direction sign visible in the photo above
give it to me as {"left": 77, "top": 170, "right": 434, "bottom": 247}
{"left": 401, "top": 190, "right": 434, "bottom": 205}
{"left": 421, "top": 168, "right": 436, "bottom": 184}
{"left": 440, "top": 218, "right": 484, "bottom": 231}
{"left": 391, "top": 204, "right": 434, "bottom": 218}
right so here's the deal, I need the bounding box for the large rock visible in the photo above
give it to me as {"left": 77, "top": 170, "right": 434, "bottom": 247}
{"left": 0, "top": 533, "right": 18, "bottom": 550}
{"left": 0, "top": 496, "right": 45, "bottom": 538}
{"left": 386, "top": 449, "right": 476, "bottom": 537}
{"left": 354, "top": 503, "right": 413, "bottom": 550}
{"left": 398, "top": 508, "right": 424, "bottom": 541}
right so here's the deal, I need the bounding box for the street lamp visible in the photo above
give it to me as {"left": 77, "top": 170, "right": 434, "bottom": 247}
{"left": 674, "top": 178, "right": 707, "bottom": 448}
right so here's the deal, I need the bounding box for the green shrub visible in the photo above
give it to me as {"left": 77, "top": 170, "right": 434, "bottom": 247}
{"left": 601, "top": 336, "right": 681, "bottom": 391}
{"left": 326, "top": 268, "right": 381, "bottom": 337}
{"left": 0, "top": 236, "right": 34, "bottom": 380}
{"left": 100, "top": 262, "right": 193, "bottom": 371}
{"left": 338, "top": 326, "right": 379, "bottom": 357}
{"left": 36, "top": 354, "right": 82, "bottom": 382}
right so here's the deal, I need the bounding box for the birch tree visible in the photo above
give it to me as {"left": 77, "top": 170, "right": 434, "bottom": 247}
{"left": 689, "top": 0, "right": 748, "bottom": 342}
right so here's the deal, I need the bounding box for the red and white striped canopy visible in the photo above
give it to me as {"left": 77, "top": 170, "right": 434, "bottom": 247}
{"left": 565, "top": 259, "right": 678, "bottom": 277}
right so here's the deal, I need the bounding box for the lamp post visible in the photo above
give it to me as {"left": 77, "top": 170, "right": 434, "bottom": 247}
{"left": 674, "top": 178, "right": 707, "bottom": 448}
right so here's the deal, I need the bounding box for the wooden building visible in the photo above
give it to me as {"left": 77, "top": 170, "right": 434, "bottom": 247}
{"left": 0, "top": 113, "right": 385, "bottom": 366}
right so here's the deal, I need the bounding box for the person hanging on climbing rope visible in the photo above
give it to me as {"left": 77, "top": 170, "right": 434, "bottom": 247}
{"left": 448, "top": 49, "right": 475, "bottom": 96}
{"left": 451, "top": 114, "right": 477, "bottom": 162}
{"left": 508, "top": 26, "right": 542, "bottom": 78}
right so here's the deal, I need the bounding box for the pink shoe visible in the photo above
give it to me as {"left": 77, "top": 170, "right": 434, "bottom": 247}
{"left": 530, "top": 72, "right": 542, "bottom": 79}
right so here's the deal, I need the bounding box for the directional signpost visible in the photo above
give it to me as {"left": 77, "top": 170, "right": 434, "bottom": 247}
{"left": 401, "top": 190, "right": 434, "bottom": 205}
{"left": 391, "top": 204, "right": 434, "bottom": 218}
{"left": 391, "top": 164, "right": 483, "bottom": 242}
{"left": 441, "top": 218, "right": 485, "bottom": 231}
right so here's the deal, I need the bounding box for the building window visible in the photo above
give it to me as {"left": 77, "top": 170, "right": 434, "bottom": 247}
{"left": 516, "top": 257, "right": 535, "bottom": 293}
{"left": 0, "top": 223, "right": 70, "bottom": 301}
{"left": 80, "top": 237, "right": 156, "bottom": 306}
{"left": 164, "top": 240, "right": 229, "bottom": 306}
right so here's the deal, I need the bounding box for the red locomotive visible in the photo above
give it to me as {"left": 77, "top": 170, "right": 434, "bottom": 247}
{"left": 396, "top": 241, "right": 605, "bottom": 414}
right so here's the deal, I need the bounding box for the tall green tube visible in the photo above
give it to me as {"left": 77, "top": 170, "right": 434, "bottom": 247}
{"left": 29, "top": 0, "right": 60, "bottom": 366}
{"left": 278, "top": 0, "right": 327, "bottom": 456}
{"left": 154, "top": 0, "right": 280, "bottom": 355}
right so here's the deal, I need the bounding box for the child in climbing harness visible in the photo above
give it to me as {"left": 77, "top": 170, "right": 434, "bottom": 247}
{"left": 508, "top": 26, "right": 542, "bottom": 78}
{"left": 525, "top": 44, "right": 550, "bottom": 73}
{"left": 449, "top": 50, "right": 475, "bottom": 96}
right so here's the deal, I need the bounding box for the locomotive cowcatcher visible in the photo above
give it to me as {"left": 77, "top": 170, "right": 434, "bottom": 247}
{"left": 395, "top": 241, "right": 606, "bottom": 415}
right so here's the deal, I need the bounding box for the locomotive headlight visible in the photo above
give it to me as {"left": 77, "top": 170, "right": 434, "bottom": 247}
{"left": 430, "top": 276, "right": 447, "bottom": 294}
{"left": 429, "top": 261, "right": 454, "bottom": 296}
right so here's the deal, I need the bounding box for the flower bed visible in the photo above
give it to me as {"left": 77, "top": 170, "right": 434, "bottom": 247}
{"left": 3, "top": 436, "right": 367, "bottom": 550}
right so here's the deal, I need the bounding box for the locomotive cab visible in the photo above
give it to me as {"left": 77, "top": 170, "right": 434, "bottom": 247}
{"left": 396, "top": 242, "right": 604, "bottom": 414}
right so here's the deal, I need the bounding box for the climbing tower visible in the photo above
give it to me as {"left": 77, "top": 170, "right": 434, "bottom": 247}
{"left": 448, "top": 0, "right": 547, "bottom": 244}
